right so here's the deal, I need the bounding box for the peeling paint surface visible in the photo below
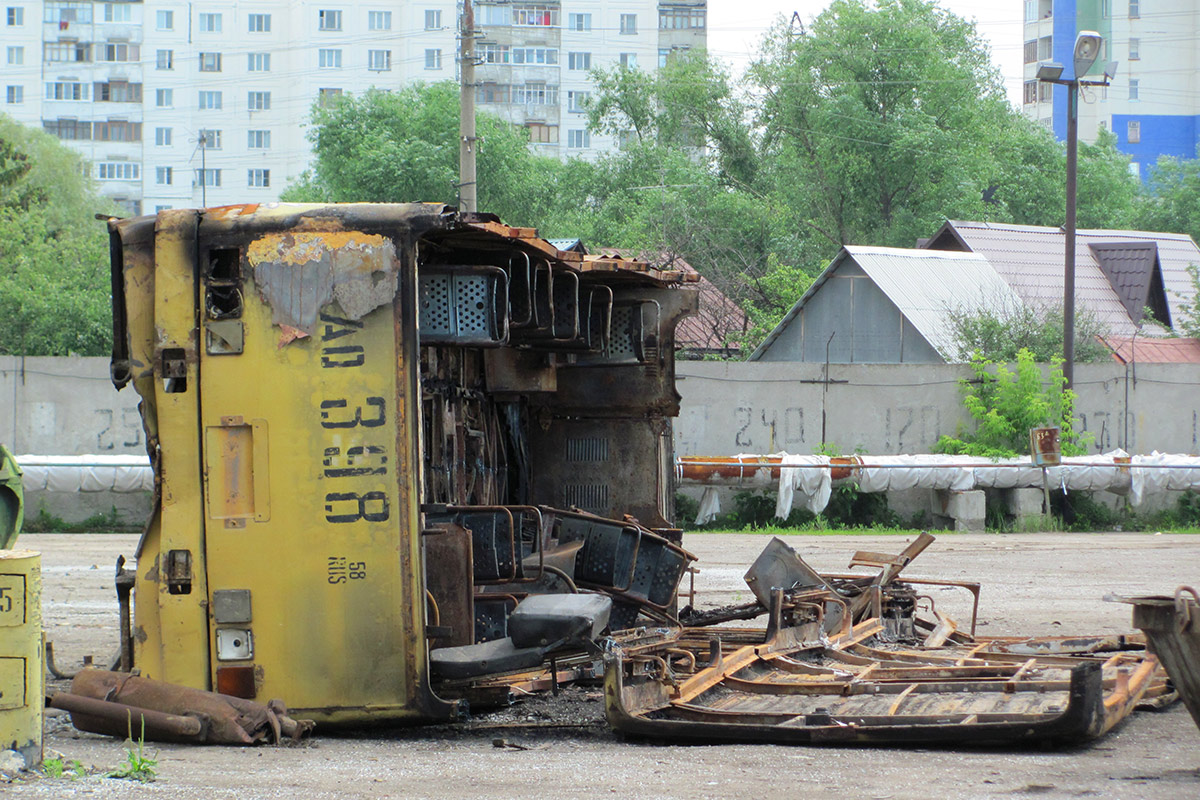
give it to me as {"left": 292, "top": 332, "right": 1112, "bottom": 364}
{"left": 248, "top": 232, "right": 398, "bottom": 334}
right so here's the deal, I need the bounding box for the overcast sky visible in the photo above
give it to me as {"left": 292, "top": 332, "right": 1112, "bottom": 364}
{"left": 707, "top": 1, "right": 1025, "bottom": 107}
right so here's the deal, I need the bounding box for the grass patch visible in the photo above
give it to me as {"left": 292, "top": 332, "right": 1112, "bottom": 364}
{"left": 21, "top": 505, "right": 141, "bottom": 533}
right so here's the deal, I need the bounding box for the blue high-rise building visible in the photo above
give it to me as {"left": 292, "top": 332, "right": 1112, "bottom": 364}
{"left": 1022, "top": 0, "right": 1199, "bottom": 181}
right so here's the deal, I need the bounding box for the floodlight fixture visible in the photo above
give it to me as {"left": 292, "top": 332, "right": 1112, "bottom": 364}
{"left": 1074, "top": 31, "right": 1102, "bottom": 79}
{"left": 1036, "top": 62, "right": 1065, "bottom": 82}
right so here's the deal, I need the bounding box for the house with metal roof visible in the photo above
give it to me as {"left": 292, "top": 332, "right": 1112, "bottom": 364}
{"left": 749, "top": 247, "right": 1025, "bottom": 363}
{"left": 922, "top": 221, "right": 1200, "bottom": 337}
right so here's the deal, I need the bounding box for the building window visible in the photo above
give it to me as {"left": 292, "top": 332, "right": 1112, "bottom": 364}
{"left": 198, "top": 90, "right": 222, "bottom": 109}
{"left": 369, "top": 10, "right": 391, "bottom": 30}
{"left": 369, "top": 49, "right": 393, "bottom": 71}
{"left": 567, "top": 12, "right": 591, "bottom": 31}
{"left": 99, "top": 43, "right": 139, "bottom": 62}
{"left": 1127, "top": 120, "right": 1141, "bottom": 143}
{"left": 1038, "top": 36, "right": 1052, "bottom": 61}
{"left": 196, "top": 168, "right": 221, "bottom": 187}
{"left": 567, "top": 129, "right": 590, "bottom": 149}
{"left": 155, "top": 88, "right": 172, "bottom": 106}
{"left": 318, "top": 9, "right": 341, "bottom": 30}
{"left": 567, "top": 90, "right": 590, "bottom": 112}
{"left": 44, "top": 42, "right": 91, "bottom": 62}
{"left": 1024, "top": 1, "right": 1036, "bottom": 22}
{"left": 1023, "top": 40, "right": 1036, "bottom": 64}
{"left": 248, "top": 13, "right": 270, "bottom": 32}
{"left": 199, "top": 13, "right": 221, "bottom": 33}
{"left": 512, "top": 47, "right": 557, "bottom": 65}
{"left": 6, "top": 45, "right": 22, "bottom": 65}
{"left": 659, "top": 7, "right": 704, "bottom": 29}
{"left": 247, "top": 52, "right": 271, "bottom": 71}
{"left": 43, "top": 118, "right": 91, "bottom": 139}
{"left": 247, "top": 129, "right": 271, "bottom": 149}
{"left": 199, "top": 52, "right": 222, "bottom": 72}
{"left": 97, "top": 162, "right": 140, "bottom": 181}
{"left": 95, "top": 120, "right": 142, "bottom": 141}
{"left": 156, "top": 9, "right": 172, "bottom": 29}
{"left": 1129, "top": 0, "right": 1139, "bottom": 19}
{"left": 527, "top": 123, "right": 558, "bottom": 143}
{"left": 155, "top": 205, "right": 171, "bottom": 213}
{"left": 424, "top": 9, "right": 439, "bottom": 29}
{"left": 4, "top": 85, "right": 21, "bottom": 104}
{"left": 423, "top": 49, "right": 441, "bottom": 70}
{"left": 6, "top": 7, "right": 23, "bottom": 25}
{"left": 248, "top": 169, "right": 270, "bottom": 188}
{"left": 319, "top": 48, "right": 342, "bottom": 68}
{"left": 568, "top": 52, "right": 590, "bottom": 70}
{"left": 155, "top": 127, "right": 172, "bottom": 146}
{"left": 156, "top": 49, "right": 173, "bottom": 70}
{"left": 46, "top": 81, "right": 89, "bottom": 100}
{"left": 513, "top": 5, "right": 557, "bottom": 26}
{"left": 198, "top": 129, "right": 221, "bottom": 149}
{"left": 1039, "top": 81, "right": 1052, "bottom": 102}
{"left": 155, "top": 166, "right": 173, "bottom": 185}
{"left": 103, "top": 3, "right": 131, "bottom": 22}
{"left": 475, "top": 82, "right": 510, "bottom": 103}
{"left": 44, "top": 2, "right": 93, "bottom": 24}
{"left": 96, "top": 81, "right": 141, "bottom": 102}
{"left": 318, "top": 87, "right": 342, "bottom": 106}
{"left": 247, "top": 91, "right": 271, "bottom": 110}
{"left": 479, "top": 43, "right": 510, "bottom": 63}
{"left": 1129, "top": 38, "right": 1139, "bottom": 60}
{"left": 1129, "top": 79, "right": 1139, "bottom": 100}
{"left": 515, "top": 82, "right": 556, "bottom": 105}
{"left": 1023, "top": 80, "right": 1037, "bottom": 105}
{"left": 619, "top": 52, "right": 636, "bottom": 68}
{"left": 620, "top": 14, "right": 637, "bottom": 35}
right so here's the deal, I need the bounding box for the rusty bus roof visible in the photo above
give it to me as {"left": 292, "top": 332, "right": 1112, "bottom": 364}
{"left": 111, "top": 203, "right": 693, "bottom": 288}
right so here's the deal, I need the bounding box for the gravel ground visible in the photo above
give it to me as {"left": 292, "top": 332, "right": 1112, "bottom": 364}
{"left": 4, "top": 531, "right": 1200, "bottom": 799}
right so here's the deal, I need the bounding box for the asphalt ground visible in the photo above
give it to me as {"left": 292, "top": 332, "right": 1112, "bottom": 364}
{"left": 5, "top": 530, "right": 1200, "bottom": 799}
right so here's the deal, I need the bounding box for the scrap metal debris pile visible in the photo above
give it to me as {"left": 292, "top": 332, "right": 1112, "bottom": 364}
{"left": 602, "top": 535, "right": 1169, "bottom": 745}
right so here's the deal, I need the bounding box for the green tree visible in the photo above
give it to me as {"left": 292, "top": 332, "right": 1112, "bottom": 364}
{"left": 935, "top": 349, "right": 1090, "bottom": 458}
{"left": 946, "top": 304, "right": 1111, "bottom": 363}
{"left": 282, "top": 83, "right": 559, "bottom": 224}
{"left": 0, "top": 114, "right": 113, "bottom": 356}
{"left": 1136, "top": 153, "right": 1200, "bottom": 244}
{"left": 751, "top": 0, "right": 1015, "bottom": 250}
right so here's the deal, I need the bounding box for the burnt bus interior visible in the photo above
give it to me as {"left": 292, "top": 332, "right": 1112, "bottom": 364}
{"left": 410, "top": 216, "right": 699, "bottom": 674}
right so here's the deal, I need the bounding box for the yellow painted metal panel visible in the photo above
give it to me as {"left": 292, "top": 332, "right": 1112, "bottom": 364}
{"left": 134, "top": 210, "right": 212, "bottom": 689}
{"left": 195, "top": 226, "right": 438, "bottom": 721}
{"left": 0, "top": 550, "right": 42, "bottom": 765}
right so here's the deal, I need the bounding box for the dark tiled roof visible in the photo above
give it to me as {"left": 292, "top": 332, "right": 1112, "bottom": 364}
{"left": 1089, "top": 242, "right": 1158, "bottom": 325}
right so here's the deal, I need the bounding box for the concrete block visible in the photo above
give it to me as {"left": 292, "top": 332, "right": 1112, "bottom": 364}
{"left": 931, "top": 489, "right": 985, "bottom": 532}
{"left": 1003, "top": 488, "right": 1045, "bottom": 520}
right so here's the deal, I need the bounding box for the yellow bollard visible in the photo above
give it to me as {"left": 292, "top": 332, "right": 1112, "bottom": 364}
{"left": 0, "top": 550, "right": 41, "bottom": 769}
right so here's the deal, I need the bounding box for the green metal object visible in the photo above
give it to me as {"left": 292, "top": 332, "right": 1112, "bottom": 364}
{"left": 0, "top": 445, "right": 23, "bottom": 549}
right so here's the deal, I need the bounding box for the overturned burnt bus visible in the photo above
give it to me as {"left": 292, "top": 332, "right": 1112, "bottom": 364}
{"left": 106, "top": 203, "right": 698, "bottom": 726}
{"left": 605, "top": 537, "right": 1171, "bottom": 747}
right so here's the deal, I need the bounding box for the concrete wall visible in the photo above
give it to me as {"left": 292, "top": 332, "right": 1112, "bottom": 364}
{"left": 6, "top": 356, "right": 1199, "bottom": 459}
{"left": 2, "top": 357, "right": 143, "bottom": 456}
{"left": 675, "top": 361, "right": 1200, "bottom": 457}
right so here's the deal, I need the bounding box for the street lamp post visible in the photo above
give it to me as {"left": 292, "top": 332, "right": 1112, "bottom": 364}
{"left": 1035, "top": 32, "right": 1116, "bottom": 390}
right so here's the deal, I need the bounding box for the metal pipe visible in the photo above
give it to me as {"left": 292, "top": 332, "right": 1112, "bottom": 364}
{"left": 49, "top": 692, "right": 205, "bottom": 741}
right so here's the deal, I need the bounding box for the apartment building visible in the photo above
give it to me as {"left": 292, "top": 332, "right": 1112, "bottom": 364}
{"left": 1021, "top": 0, "right": 1200, "bottom": 180}
{"left": 1, "top": 1, "right": 706, "bottom": 214}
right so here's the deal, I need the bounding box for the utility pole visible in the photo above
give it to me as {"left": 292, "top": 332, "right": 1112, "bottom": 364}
{"left": 458, "top": 0, "right": 477, "bottom": 213}
{"left": 199, "top": 131, "right": 207, "bottom": 208}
